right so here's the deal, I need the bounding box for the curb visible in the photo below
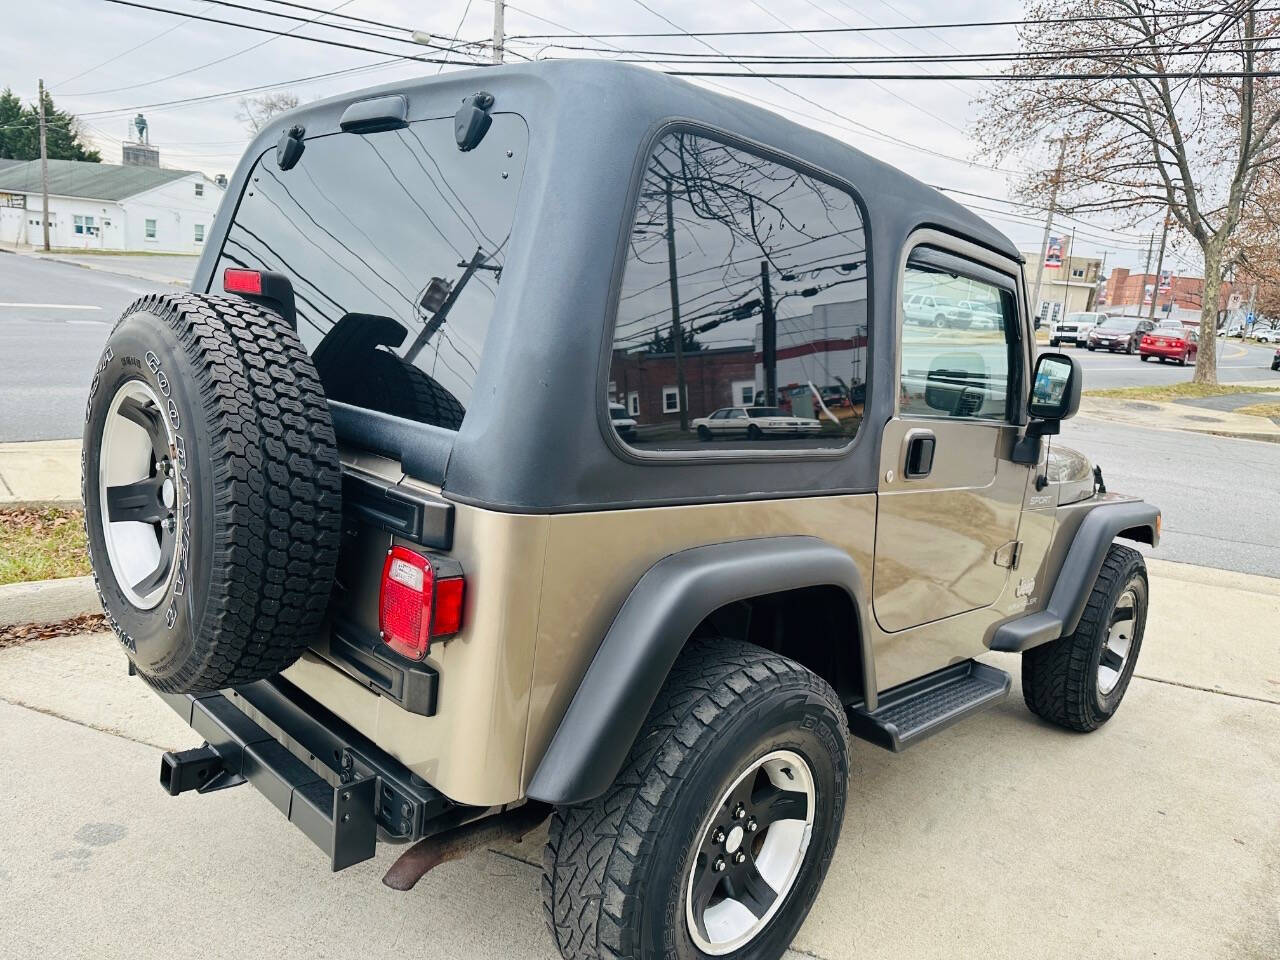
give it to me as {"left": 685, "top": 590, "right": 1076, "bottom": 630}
{"left": 0, "top": 576, "right": 101, "bottom": 628}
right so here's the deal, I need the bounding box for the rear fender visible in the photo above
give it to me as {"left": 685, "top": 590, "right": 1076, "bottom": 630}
{"left": 525, "top": 536, "right": 870, "bottom": 805}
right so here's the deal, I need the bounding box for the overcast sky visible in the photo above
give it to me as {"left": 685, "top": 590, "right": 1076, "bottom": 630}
{"left": 7, "top": 0, "right": 1199, "bottom": 274}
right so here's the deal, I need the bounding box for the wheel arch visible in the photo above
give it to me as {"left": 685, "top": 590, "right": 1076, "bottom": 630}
{"left": 526, "top": 536, "right": 871, "bottom": 805}
{"left": 989, "top": 499, "right": 1159, "bottom": 654}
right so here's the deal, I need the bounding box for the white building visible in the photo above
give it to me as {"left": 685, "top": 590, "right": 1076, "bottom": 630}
{"left": 0, "top": 159, "right": 224, "bottom": 254}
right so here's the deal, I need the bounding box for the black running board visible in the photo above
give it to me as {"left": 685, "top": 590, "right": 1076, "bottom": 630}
{"left": 847, "top": 660, "right": 1010, "bottom": 752}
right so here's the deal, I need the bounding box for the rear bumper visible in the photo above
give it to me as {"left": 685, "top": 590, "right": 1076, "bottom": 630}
{"left": 156, "top": 678, "right": 453, "bottom": 870}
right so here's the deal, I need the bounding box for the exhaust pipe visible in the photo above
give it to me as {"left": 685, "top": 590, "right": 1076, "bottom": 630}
{"left": 382, "top": 802, "right": 550, "bottom": 891}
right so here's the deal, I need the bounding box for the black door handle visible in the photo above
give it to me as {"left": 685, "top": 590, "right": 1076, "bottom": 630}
{"left": 904, "top": 430, "right": 936, "bottom": 479}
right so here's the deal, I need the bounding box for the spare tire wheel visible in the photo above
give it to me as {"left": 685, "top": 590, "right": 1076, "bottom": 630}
{"left": 82, "top": 293, "right": 342, "bottom": 693}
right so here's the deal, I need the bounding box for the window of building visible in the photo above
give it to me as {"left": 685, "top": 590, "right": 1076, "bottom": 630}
{"left": 1072, "top": 267, "right": 1085, "bottom": 278}
{"left": 195, "top": 182, "right": 204, "bottom": 197}
{"left": 194, "top": 223, "right": 205, "bottom": 243}
{"left": 899, "top": 259, "right": 1015, "bottom": 422}
{"left": 73, "top": 215, "right": 98, "bottom": 236}
{"left": 145, "top": 219, "right": 157, "bottom": 240}
{"left": 627, "top": 391, "right": 639, "bottom": 416}
{"left": 607, "top": 129, "right": 868, "bottom": 451}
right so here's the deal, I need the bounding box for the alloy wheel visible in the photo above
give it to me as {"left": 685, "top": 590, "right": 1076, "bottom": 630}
{"left": 97, "top": 379, "right": 181, "bottom": 609}
{"left": 685, "top": 750, "right": 816, "bottom": 955}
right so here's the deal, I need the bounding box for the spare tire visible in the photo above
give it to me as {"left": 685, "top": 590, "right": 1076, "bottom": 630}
{"left": 82, "top": 293, "right": 342, "bottom": 693}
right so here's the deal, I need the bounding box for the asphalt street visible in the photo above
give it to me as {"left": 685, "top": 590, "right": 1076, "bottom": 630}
{"left": 1065, "top": 335, "right": 1277, "bottom": 389}
{"left": 1060, "top": 417, "right": 1280, "bottom": 577}
{"left": 0, "top": 255, "right": 174, "bottom": 442}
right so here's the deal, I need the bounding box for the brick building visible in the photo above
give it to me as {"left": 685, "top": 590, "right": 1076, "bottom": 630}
{"left": 1103, "top": 268, "right": 1234, "bottom": 319}
{"left": 609, "top": 344, "right": 756, "bottom": 426}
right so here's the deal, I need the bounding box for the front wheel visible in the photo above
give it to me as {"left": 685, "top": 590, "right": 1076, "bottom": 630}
{"left": 543, "top": 640, "right": 849, "bottom": 960}
{"left": 1049, "top": 339, "right": 1059, "bottom": 348}
{"left": 747, "top": 424, "right": 763, "bottom": 441}
{"left": 1022, "top": 543, "right": 1148, "bottom": 732}
{"left": 1087, "top": 344, "right": 1096, "bottom": 351}
{"left": 1126, "top": 338, "right": 1136, "bottom": 354}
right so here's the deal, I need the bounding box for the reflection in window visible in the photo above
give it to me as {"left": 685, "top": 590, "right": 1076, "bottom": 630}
{"left": 609, "top": 132, "right": 867, "bottom": 450}
{"left": 899, "top": 262, "right": 1013, "bottom": 421}
{"left": 210, "top": 115, "right": 528, "bottom": 431}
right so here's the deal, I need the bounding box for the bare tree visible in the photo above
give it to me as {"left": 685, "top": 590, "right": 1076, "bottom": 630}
{"left": 235, "top": 92, "right": 302, "bottom": 135}
{"left": 976, "top": 1, "right": 1280, "bottom": 383}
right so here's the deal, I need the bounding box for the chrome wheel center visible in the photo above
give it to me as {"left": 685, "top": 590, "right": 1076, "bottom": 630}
{"left": 685, "top": 750, "right": 815, "bottom": 955}
{"left": 97, "top": 380, "right": 181, "bottom": 610}
{"left": 1098, "top": 586, "right": 1137, "bottom": 696}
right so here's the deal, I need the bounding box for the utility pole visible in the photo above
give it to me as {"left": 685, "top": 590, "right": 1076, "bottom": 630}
{"left": 1031, "top": 137, "right": 1067, "bottom": 329}
{"left": 37, "top": 78, "right": 50, "bottom": 253}
{"left": 1147, "top": 214, "right": 1170, "bottom": 320}
{"left": 664, "top": 177, "right": 687, "bottom": 433}
{"left": 491, "top": 0, "right": 504, "bottom": 64}
{"left": 760, "top": 261, "right": 777, "bottom": 406}
{"left": 1140, "top": 232, "right": 1154, "bottom": 316}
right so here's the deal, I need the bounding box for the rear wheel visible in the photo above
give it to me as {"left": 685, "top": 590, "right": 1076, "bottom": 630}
{"left": 543, "top": 640, "right": 849, "bottom": 960}
{"left": 1022, "top": 544, "right": 1147, "bottom": 732}
{"left": 1140, "top": 354, "right": 1150, "bottom": 362}
{"left": 698, "top": 425, "right": 713, "bottom": 441}
{"left": 1178, "top": 352, "right": 1188, "bottom": 366}
{"left": 1049, "top": 339, "right": 1059, "bottom": 348}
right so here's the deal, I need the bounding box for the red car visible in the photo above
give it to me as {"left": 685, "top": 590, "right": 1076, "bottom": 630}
{"left": 1139, "top": 323, "right": 1199, "bottom": 365}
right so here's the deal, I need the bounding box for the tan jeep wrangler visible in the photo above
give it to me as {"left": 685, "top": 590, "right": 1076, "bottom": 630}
{"left": 82, "top": 61, "right": 1160, "bottom": 960}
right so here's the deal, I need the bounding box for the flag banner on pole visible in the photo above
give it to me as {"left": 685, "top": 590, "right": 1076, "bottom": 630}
{"left": 1158, "top": 270, "right": 1172, "bottom": 293}
{"left": 1044, "top": 236, "right": 1063, "bottom": 269}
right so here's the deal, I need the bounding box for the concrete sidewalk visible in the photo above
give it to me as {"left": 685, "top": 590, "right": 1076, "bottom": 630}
{"left": 0, "top": 558, "right": 1276, "bottom": 960}
{"left": 0, "top": 245, "right": 195, "bottom": 287}
{"left": 0, "top": 439, "right": 81, "bottom": 505}
{"left": 1082, "top": 381, "right": 1280, "bottom": 443}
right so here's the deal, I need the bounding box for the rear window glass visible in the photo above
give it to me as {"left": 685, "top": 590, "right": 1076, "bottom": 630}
{"left": 211, "top": 113, "right": 528, "bottom": 431}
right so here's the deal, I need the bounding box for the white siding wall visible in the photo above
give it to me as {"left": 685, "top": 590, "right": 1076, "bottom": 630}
{"left": 0, "top": 174, "right": 224, "bottom": 253}
{"left": 121, "top": 175, "right": 224, "bottom": 253}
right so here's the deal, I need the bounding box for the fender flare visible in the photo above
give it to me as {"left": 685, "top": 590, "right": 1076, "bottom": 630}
{"left": 525, "top": 536, "right": 870, "bottom": 805}
{"left": 989, "top": 499, "right": 1160, "bottom": 653}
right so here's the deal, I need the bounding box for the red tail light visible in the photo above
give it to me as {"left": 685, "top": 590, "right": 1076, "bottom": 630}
{"left": 379, "top": 546, "right": 465, "bottom": 661}
{"left": 223, "top": 268, "right": 263, "bottom": 295}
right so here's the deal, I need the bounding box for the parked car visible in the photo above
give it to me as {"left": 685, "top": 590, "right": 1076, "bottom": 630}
{"left": 692, "top": 405, "right": 823, "bottom": 440}
{"left": 78, "top": 61, "right": 1160, "bottom": 960}
{"left": 608, "top": 402, "right": 637, "bottom": 440}
{"left": 1139, "top": 322, "right": 1199, "bottom": 365}
{"left": 1049, "top": 311, "right": 1105, "bottom": 347}
{"left": 1253, "top": 326, "right": 1280, "bottom": 344}
{"left": 1088, "top": 316, "right": 1156, "bottom": 353}
{"left": 903, "top": 291, "right": 962, "bottom": 327}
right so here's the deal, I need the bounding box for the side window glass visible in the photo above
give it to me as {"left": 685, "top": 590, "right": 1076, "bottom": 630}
{"left": 609, "top": 131, "right": 868, "bottom": 451}
{"left": 900, "top": 262, "right": 1013, "bottom": 421}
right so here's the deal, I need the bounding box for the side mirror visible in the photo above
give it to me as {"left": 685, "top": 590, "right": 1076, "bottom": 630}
{"left": 1012, "top": 352, "right": 1081, "bottom": 465}
{"left": 1028, "top": 352, "right": 1081, "bottom": 421}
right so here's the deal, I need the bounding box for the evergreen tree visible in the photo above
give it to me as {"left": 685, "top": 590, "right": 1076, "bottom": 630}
{"left": 0, "top": 87, "right": 101, "bottom": 162}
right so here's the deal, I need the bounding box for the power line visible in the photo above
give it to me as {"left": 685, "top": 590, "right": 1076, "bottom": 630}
{"left": 662, "top": 68, "right": 1280, "bottom": 81}
{"left": 507, "top": 7, "right": 1280, "bottom": 39}
{"left": 96, "top": 0, "right": 491, "bottom": 69}
{"left": 53, "top": 2, "right": 218, "bottom": 90}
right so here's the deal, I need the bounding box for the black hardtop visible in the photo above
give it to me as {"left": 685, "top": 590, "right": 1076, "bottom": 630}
{"left": 195, "top": 60, "right": 1025, "bottom": 513}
